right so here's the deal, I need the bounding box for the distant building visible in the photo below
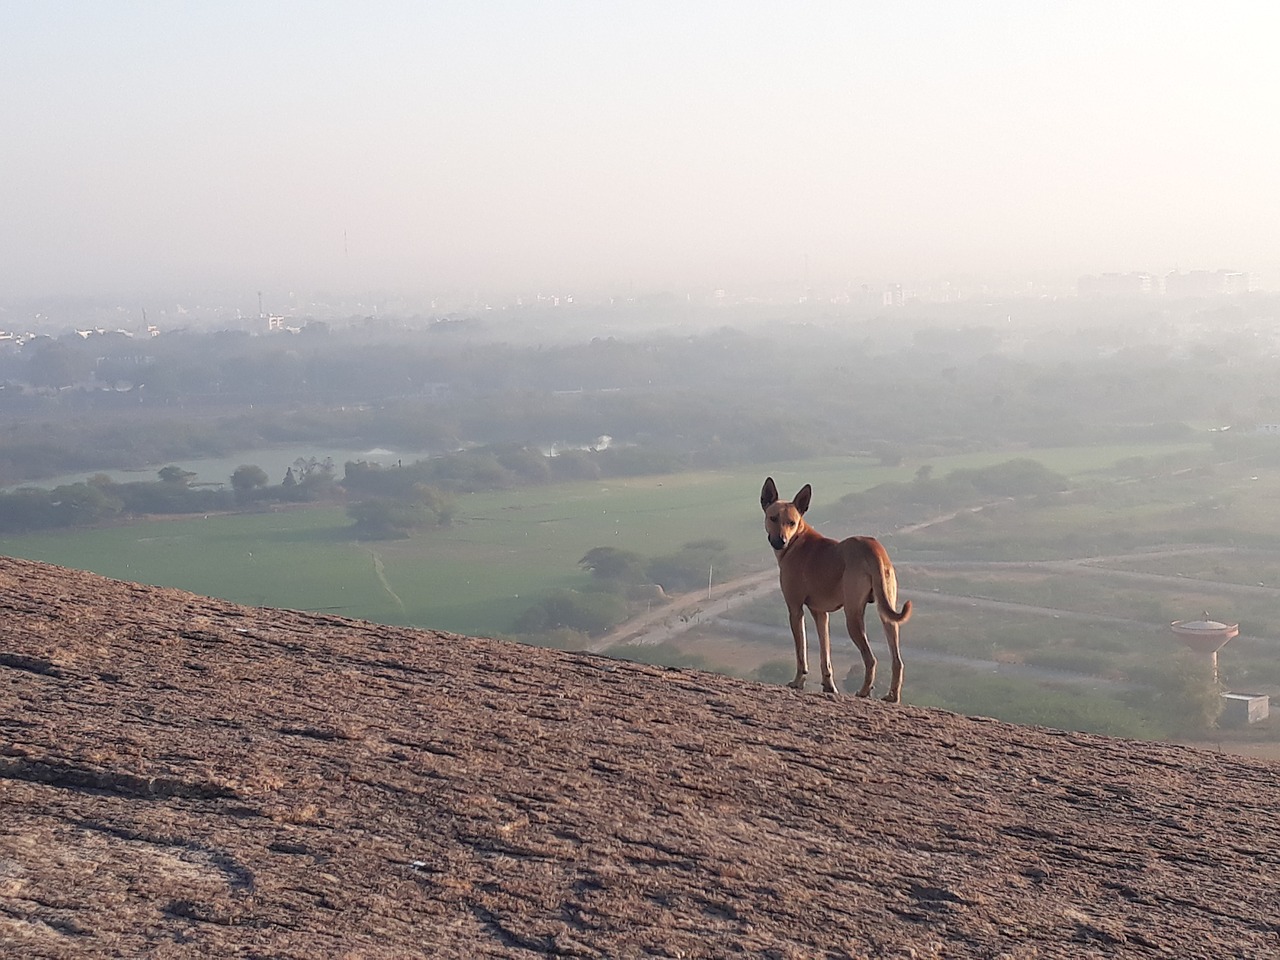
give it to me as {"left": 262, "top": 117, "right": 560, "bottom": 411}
{"left": 1222, "top": 271, "right": 1251, "bottom": 295}
{"left": 1077, "top": 272, "right": 1157, "bottom": 298}
{"left": 1164, "top": 270, "right": 1250, "bottom": 298}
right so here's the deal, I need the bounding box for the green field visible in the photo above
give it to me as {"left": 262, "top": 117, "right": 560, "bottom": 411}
{"left": 2, "top": 441, "right": 1209, "bottom": 638}
{"left": 1, "top": 457, "right": 902, "bottom": 636}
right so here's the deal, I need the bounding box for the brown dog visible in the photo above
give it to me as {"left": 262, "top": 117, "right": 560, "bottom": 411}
{"left": 761, "top": 477, "right": 912, "bottom": 701}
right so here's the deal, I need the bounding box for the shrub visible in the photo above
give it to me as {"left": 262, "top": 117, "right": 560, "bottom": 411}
{"left": 347, "top": 498, "right": 423, "bottom": 540}
{"left": 646, "top": 539, "right": 732, "bottom": 593}
{"left": 751, "top": 660, "right": 795, "bottom": 685}
{"left": 1126, "top": 653, "right": 1223, "bottom": 735}
{"left": 513, "top": 589, "right": 627, "bottom": 636}
{"left": 579, "top": 546, "right": 647, "bottom": 584}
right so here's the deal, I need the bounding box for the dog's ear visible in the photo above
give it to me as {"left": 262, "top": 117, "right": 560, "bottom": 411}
{"left": 793, "top": 484, "right": 812, "bottom": 515}
{"left": 760, "top": 477, "right": 779, "bottom": 511}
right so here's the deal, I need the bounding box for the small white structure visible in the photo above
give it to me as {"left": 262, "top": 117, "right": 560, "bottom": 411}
{"left": 1220, "top": 693, "right": 1270, "bottom": 727}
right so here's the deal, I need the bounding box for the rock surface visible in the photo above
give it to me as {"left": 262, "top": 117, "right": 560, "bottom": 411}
{"left": 2, "top": 555, "right": 1279, "bottom": 958}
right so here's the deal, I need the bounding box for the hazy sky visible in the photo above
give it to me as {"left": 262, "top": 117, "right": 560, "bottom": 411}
{"left": 3, "top": 1, "right": 1278, "bottom": 299}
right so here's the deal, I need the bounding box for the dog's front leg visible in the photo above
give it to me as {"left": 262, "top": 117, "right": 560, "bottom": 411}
{"left": 812, "top": 609, "right": 838, "bottom": 693}
{"left": 786, "top": 604, "right": 807, "bottom": 690}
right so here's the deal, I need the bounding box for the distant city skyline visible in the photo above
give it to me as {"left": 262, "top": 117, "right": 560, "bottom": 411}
{"left": 3, "top": 264, "right": 1270, "bottom": 339}
{"left": 3, "top": 2, "right": 1278, "bottom": 300}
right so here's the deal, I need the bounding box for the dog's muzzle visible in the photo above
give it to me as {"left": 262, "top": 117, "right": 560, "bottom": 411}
{"left": 769, "top": 534, "right": 786, "bottom": 551}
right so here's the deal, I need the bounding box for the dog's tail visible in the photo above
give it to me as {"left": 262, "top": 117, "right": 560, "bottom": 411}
{"left": 882, "top": 595, "right": 912, "bottom": 623}
{"left": 875, "top": 589, "right": 912, "bottom": 624}
{"left": 872, "top": 551, "right": 912, "bottom": 625}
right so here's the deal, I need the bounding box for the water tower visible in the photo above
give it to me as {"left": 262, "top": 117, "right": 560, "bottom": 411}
{"left": 1170, "top": 613, "right": 1239, "bottom": 685}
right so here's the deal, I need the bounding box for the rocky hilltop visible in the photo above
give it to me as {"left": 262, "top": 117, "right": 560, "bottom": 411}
{"left": 1, "top": 555, "right": 1278, "bottom": 958}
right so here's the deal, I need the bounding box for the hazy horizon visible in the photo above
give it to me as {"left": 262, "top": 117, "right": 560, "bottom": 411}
{"left": 4, "top": 2, "right": 1278, "bottom": 300}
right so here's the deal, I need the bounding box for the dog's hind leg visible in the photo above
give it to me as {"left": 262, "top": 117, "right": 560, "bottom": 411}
{"left": 845, "top": 606, "right": 877, "bottom": 697}
{"left": 881, "top": 619, "right": 904, "bottom": 703}
{"left": 812, "top": 609, "right": 838, "bottom": 693}
{"left": 786, "top": 604, "right": 808, "bottom": 690}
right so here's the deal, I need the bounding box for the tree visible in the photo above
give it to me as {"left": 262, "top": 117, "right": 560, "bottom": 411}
{"left": 579, "top": 546, "right": 646, "bottom": 583}
{"left": 512, "top": 589, "right": 626, "bottom": 636}
{"left": 870, "top": 441, "right": 905, "bottom": 468}
{"left": 646, "top": 539, "right": 731, "bottom": 593}
{"left": 49, "top": 482, "right": 123, "bottom": 526}
{"left": 348, "top": 498, "right": 423, "bottom": 539}
{"left": 292, "top": 456, "right": 336, "bottom": 482}
{"left": 495, "top": 445, "right": 552, "bottom": 483}
{"left": 1131, "top": 653, "right": 1223, "bottom": 735}
{"left": 954, "top": 458, "right": 1069, "bottom": 497}
{"left": 230, "top": 464, "right": 270, "bottom": 501}
{"left": 158, "top": 465, "right": 197, "bottom": 486}
{"left": 27, "top": 340, "right": 92, "bottom": 390}
{"left": 413, "top": 483, "right": 455, "bottom": 526}
{"left": 293, "top": 456, "right": 338, "bottom": 499}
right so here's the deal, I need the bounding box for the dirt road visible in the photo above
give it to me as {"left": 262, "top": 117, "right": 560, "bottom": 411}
{"left": 586, "top": 567, "right": 777, "bottom": 651}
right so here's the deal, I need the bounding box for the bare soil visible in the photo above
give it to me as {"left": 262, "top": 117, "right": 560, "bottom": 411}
{"left": 3, "top": 555, "right": 1280, "bottom": 958}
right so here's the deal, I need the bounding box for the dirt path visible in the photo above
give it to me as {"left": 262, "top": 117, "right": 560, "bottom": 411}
{"left": 368, "top": 549, "right": 406, "bottom": 614}
{"left": 586, "top": 568, "right": 778, "bottom": 652}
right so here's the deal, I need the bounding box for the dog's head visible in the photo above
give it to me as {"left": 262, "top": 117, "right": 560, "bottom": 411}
{"left": 760, "top": 477, "right": 811, "bottom": 553}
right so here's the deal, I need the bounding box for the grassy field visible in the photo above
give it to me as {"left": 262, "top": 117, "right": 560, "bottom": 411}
{"left": 3, "top": 440, "right": 1210, "bottom": 640}
{"left": 2, "top": 456, "right": 906, "bottom": 636}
